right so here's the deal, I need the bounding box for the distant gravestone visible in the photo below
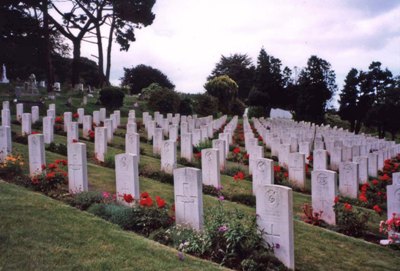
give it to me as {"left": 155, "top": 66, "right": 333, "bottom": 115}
{"left": 312, "top": 170, "right": 337, "bottom": 225}
{"left": 125, "top": 133, "right": 140, "bottom": 161}
{"left": 1, "top": 109, "right": 10, "bottom": 127}
{"left": 218, "top": 133, "right": 230, "bottom": 158}
{"left": 114, "top": 110, "right": 121, "bottom": 126}
{"left": 368, "top": 153, "right": 378, "bottom": 177}
{"left": 201, "top": 148, "right": 220, "bottom": 187}
{"left": 21, "top": 113, "right": 32, "bottom": 136}
{"left": 330, "top": 147, "right": 342, "bottom": 171}
{"left": 16, "top": 103, "right": 23, "bottom": 122}
{"left": 2, "top": 101, "right": 9, "bottom": 110}
{"left": 353, "top": 156, "right": 368, "bottom": 184}
{"left": 192, "top": 128, "right": 201, "bottom": 146}
{"left": 342, "top": 146, "right": 352, "bottom": 162}
{"left": 28, "top": 134, "right": 45, "bottom": 176}
{"left": 115, "top": 153, "right": 140, "bottom": 206}
{"left": 42, "top": 116, "right": 54, "bottom": 144}
{"left": 256, "top": 185, "right": 295, "bottom": 270}
{"left": 299, "top": 142, "right": 310, "bottom": 164}
{"left": 288, "top": 153, "right": 306, "bottom": 189}
{"left": 67, "top": 142, "right": 88, "bottom": 193}
{"left": 67, "top": 122, "right": 79, "bottom": 144}
{"left": 0, "top": 126, "right": 12, "bottom": 162}
{"left": 180, "top": 133, "right": 193, "bottom": 162}
{"left": 63, "top": 112, "right": 72, "bottom": 132}
{"left": 212, "top": 139, "right": 226, "bottom": 170}
{"left": 99, "top": 108, "right": 106, "bottom": 122}
{"left": 153, "top": 128, "right": 163, "bottom": 155}
{"left": 77, "top": 108, "right": 84, "bottom": 124}
{"left": 82, "top": 115, "right": 92, "bottom": 139}
{"left": 95, "top": 127, "right": 107, "bottom": 162}
{"left": 104, "top": 119, "right": 113, "bottom": 143}
{"left": 313, "top": 149, "right": 328, "bottom": 170}
{"left": 252, "top": 158, "right": 274, "bottom": 193}
{"left": 161, "top": 140, "right": 177, "bottom": 174}
{"left": 93, "top": 111, "right": 100, "bottom": 126}
{"left": 278, "top": 144, "right": 291, "bottom": 168}
{"left": 339, "top": 162, "right": 359, "bottom": 199}
{"left": 127, "top": 123, "right": 137, "bottom": 134}
{"left": 31, "top": 106, "right": 39, "bottom": 124}
{"left": 173, "top": 167, "right": 203, "bottom": 230}
{"left": 169, "top": 125, "right": 178, "bottom": 142}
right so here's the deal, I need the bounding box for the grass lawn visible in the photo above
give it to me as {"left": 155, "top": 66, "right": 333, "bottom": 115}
{"left": 0, "top": 181, "right": 227, "bottom": 271}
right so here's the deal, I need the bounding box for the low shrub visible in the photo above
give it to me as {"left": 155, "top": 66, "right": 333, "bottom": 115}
{"left": 46, "top": 142, "right": 68, "bottom": 156}
{"left": 334, "top": 199, "right": 369, "bottom": 237}
{"left": 70, "top": 191, "right": 105, "bottom": 210}
{"left": 99, "top": 87, "right": 125, "bottom": 109}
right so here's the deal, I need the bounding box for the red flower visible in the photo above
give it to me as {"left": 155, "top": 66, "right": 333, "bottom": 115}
{"left": 48, "top": 163, "right": 57, "bottom": 169}
{"left": 46, "top": 172, "right": 56, "bottom": 180}
{"left": 31, "top": 131, "right": 39, "bottom": 135}
{"left": 123, "top": 193, "right": 134, "bottom": 203}
{"left": 334, "top": 196, "right": 339, "bottom": 204}
{"left": 156, "top": 196, "right": 166, "bottom": 208}
{"left": 233, "top": 147, "right": 241, "bottom": 154}
{"left": 379, "top": 174, "right": 390, "bottom": 182}
{"left": 258, "top": 135, "right": 263, "bottom": 141}
{"left": 194, "top": 152, "right": 201, "bottom": 159}
{"left": 141, "top": 192, "right": 149, "bottom": 198}
{"left": 140, "top": 196, "right": 153, "bottom": 207}
{"left": 273, "top": 165, "right": 281, "bottom": 173}
{"left": 73, "top": 113, "right": 79, "bottom": 119}
{"left": 344, "top": 203, "right": 352, "bottom": 211}
{"left": 236, "top": 171, "right": 245, "bottom": 179}
{"left": 359, "top": 193, "right": 367, "bottom": 202}
{"left": 306, "top": 155, "right": 313, "bottom": 161}
{"left": 244, "top": 153, "right": 249, "bottom": 159}
{"left": 72, "top": 139, "right": 78, "bottom": 143}
{"left": 55, "top": 116, "right": 63, "bottom": 123}
{"left": 372, "top": 179, "right": 379, "bottom": 186}
{"left": 373, "top": 205, "right": 382, "bottom": 214}
{"left": 171, "top": 203, "right": 175, "bottom": 212}
{"left": 31, "top": 177, "right": 39, "bottom": 184}
{"left": 41, "top": 164, "right": 46, "bottom": 170}
{"left": 284, "top": 172, "right": 288, "bottom": 178}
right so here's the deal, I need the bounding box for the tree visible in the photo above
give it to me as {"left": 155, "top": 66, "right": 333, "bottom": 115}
{"left": 295, "top": 55, "right": 337, "bottom": 124}
{"left": 76, "top": 0, "right": 156, "bottom": 86}
{"left": 121, "top": 64, "right": 175, "bottom": 94}
{"left": 193, "top": 94, "right": 219, "bottom": 117}
{"left": 338, "top": 68, "right": 360, "bottom": 132}
{"left": 204, "top": 75, "right": 238, "bottom": 114}
{"left": 148, "top": 88, "right": 181, "bottom": 114}
{"left": 208, "top": 54, "right": 255, "bottom": 101}
{"left": 247, "top": 48, "right": 287, "bottom": 116}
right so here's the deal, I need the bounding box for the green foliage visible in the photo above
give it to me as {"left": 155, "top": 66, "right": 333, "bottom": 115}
{"left": 208, "top": 53, "right": 255, "bottom": 101}
{"left": 193, "top": 94, "right": 219, "bottom": 116}
{"left": 121, "top": 64, "right": 175, "bottom": 94}
{"left": 178, "top": 97, "right": 193, "bottom": 115}
{"left": 70, "top": 191, "right": 105, "bottom": 210}
{"left": 0, "top": 153, "right": 24, "bottom": 179}
{"left": 204, "top": 75, "right": 238, "bottom": 114}
{"left": 156, "top": 202, "right": 283, "bottom": 270}
{"left": 334, "top": 202, "right": 369, "bottom": 237}
{"left": 247, "top": 106, "right": 267, "bottom": 118}
{"left": 148, "top": 87, "right": 181, "bottom": 114}
{"left": 99, "top": 87, "right": 125, "bottom": 109}
{"left": 88, "top": 203, "right": 173, "bottom": 236}
{"left": 295, "top": 55, "right": 337, "bottom": 124}
{"left": 230, "top": 98, "right": 246, "bottom": 116}
{"left": 46, "top": 142, "right": 68, "bottom": 156}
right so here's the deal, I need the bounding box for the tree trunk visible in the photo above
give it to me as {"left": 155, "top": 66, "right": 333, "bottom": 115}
{"left": 105, "top": 15, "right": 115, "bottom": 85}
{"left": 43, "top": 0, "right": 54, "bottom": 92}
{"left": 96, "top": 23, "right": 106, "bottom": 87}
{"left": 72, "top": 40, "right": 81, "bottom": 87}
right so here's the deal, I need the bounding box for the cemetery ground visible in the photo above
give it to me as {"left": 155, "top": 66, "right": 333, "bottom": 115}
{"left": 1, "top": 90, "right": 400, "bottom": 270}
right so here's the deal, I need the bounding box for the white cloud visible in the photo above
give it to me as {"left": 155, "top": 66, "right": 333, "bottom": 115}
{"left": 81, "top": 0, "right": 400, "bottom": 97}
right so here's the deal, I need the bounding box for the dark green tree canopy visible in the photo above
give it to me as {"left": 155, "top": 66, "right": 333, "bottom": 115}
{"left": 338, "top": 68, "right": 360, "bottom": 131}
{"left": 121, "top": 64, "right": 175, "bottom": 94}
{"left": 208, "top": 53, "right": 255, "bottom": 101}
{"left": 204, "top": 75, "right": 238, "bottom": 114}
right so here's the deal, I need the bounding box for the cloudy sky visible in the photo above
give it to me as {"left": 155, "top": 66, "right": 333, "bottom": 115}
{"left": 82, "top": 0, "right": 400, "bottom": 98}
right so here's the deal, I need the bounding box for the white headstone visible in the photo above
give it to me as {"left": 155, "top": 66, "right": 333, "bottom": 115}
{"left": 252, "top": 158, "right": 274, "bottom": 193}
{"left": 313, "top": 149, "right": 328, "bottom": 170}
{"left": 339, "top": 162, "right": 359, "bottom": 199}
{"left": 127, "top": 123, "right": 137, "bottom": 134}
{"left": 21, "top": 113, "right": 32, "bottom": 136}
{"left": 126, "top": 133, "right": 140, "bottom": 161}
{"left": 99, "top": 108, "right": 106, "bottom": 122}
{"left": 201, "top": 148, "right": 221, "bottom": 187}
{"left": 115, "top": 153, "right": 140, "bottom": 206}
{"left": 68, "top": 143, "right": 88, "bottom": 193}
{"left": 174, "top": 167, "right": 204, "bottom": 230}
{"left": 387, "top": 183, "right": 400, "bottom": 220}
{"left": 104, "top": 119, "right": 113, "bottom": 143}
{"left": 31, "top": 106, "right": 39, "bottom": 124}
{"left": 153, "top": 128, "right": 163, "bottom": 155}
{"left": 180, "top": 133, "right": 193, "bottom": 162}
{"left": 212, "top": 139, "right": 226, "bottom": 170}
{"left": 311, "top": 170, "right": 337, "bottom": 225}
{"left": 330, "top": 147, "right": 342, "bottom": 171}
{"left": 28, "top": 134, "right": 45, "bottom": 176}
{"left": 0, "top": 126, "right": 12, "bottom": 162}
{"left": 93, "top": 111, "right": 100, "bottom": 126}
{"left": 288, "top": 153, "right": 306, "bottom": 189}
{"left": 256, "top": 185, "right": 295, "bottom": 270}
{"left": 368, "top": 153, "right": 378, "bottom": 177}
{"left": 1, "top": 109, "right": 10, "bottom": 127}
{"left": 353, "top": 156, "right": 368, "bottom": 184}
{"left": 77, "top": 108, "right": 84, "bottom": 124}
{"left": 63, "top": 112, "right": 72, "bottom": 132}
{"left": 82, "top": 115, "right": 92, "bottom": 139}
{"left": 42, "top": 116, "right": 54, "bottom": 144}
{"left": 16, "top": 103, "right": 23, "bottom": 122}
{"left": 95, "top": 127, "right": 107, "bottom": 162}
{"left": 2, "top": 101, "right": 9, "bottom": 110}
{"left": 67, "top": 122, "right": 79, "bottom": 144}
{"left": 161, "top": 140, "right": 177, "bottom": 174}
